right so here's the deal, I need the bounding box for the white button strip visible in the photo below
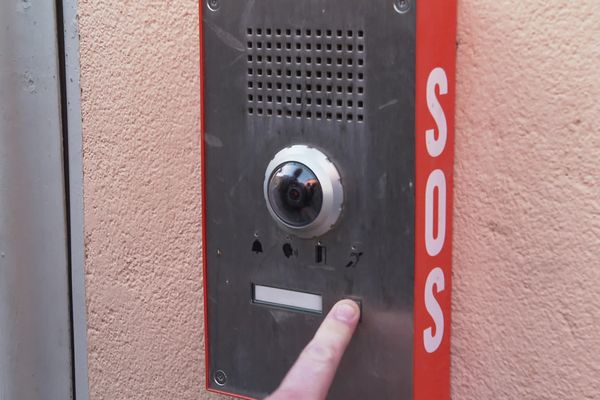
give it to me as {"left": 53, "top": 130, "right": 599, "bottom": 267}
{"left": 253, "top": 284, "right": 323, "bottom": 314}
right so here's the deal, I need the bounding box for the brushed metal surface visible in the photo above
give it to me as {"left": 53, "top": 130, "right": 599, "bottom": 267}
{"left": 203, "top": 1, "right": 416, "bottom": 398}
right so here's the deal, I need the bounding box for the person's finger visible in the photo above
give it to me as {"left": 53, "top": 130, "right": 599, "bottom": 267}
{"left": 266, "top": 299, "right": 360, "bottom": 400}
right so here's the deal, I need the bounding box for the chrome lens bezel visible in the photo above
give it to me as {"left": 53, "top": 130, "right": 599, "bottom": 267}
{"left": 264, "top": 145, "right": 344, "bottom": 239}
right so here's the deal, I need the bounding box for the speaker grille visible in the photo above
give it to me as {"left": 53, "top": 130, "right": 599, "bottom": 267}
{"left": 246, "top": 27, "right": 366, "bottom": 123}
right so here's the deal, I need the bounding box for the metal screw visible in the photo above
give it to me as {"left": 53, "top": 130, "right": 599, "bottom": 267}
{"left": 216, "top": 249, "right": 222, "bottom": 256}
{"left": 393, "top": 0, "right": 411, "bottom": 14}
{"left": 207, "top": 0, "right": 220, "bottom": 11}
{"left": 214, "top": 370, "right": 227, "bottom": 386}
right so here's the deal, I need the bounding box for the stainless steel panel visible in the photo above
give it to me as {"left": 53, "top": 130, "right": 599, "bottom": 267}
{"left": 203, "top": 1, "right": 415, "bottom": 398}
{"left": 0, "top": 2, "right": 73, "bottom": 399}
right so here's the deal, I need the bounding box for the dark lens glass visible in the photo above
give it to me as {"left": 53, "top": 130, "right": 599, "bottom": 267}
{"left": 267, "top": 162, "right": 323, "bottom": 227}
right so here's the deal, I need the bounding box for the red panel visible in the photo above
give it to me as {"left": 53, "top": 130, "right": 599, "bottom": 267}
{"left": 200, "top": 1, "right": 456, "bottom": 398}
{"left": 413, "top": 0, "right": 457, "bottom": 399}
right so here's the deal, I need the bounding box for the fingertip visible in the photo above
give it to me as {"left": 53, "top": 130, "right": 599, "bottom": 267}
{"left": 332, "top": 299, "right": 361, "bottom": 324}
{"left": 268, "top": 299, "right": 361, "bottom": 400}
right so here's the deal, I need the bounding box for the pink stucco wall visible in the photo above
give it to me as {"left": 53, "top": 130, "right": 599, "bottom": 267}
{"left": 79, "top": 1, "right": 600, "bottom": 399}
{"left": 452, "top": 2, "right": 600, "bottom": 398}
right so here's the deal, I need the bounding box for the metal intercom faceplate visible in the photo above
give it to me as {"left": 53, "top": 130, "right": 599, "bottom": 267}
{"left": 201, "top": 1, "right": 456, "bottom": 398}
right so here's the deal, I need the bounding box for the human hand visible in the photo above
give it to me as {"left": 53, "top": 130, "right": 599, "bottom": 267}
{"left": 265, "top": 299, "right": 361, "bottom": 400}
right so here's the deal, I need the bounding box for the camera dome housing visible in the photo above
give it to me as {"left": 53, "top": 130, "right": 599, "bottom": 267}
{"left": 264, "top": 145, "right": 343, "bottom": 238}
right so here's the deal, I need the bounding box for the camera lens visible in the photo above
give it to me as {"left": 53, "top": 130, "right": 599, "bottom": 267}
{"left": 286, "top": 185, "right": 303, "bottom": 204}
{"left": 264, "top": 145, "right": 343, "bottom": 238}
{"left": 267, "top": 161, "right": 323, "bottom": 227}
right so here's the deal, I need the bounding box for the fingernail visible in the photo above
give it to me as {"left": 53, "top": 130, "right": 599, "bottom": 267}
{"left": 334, "top": 302, "right": 358, "bottom": 323}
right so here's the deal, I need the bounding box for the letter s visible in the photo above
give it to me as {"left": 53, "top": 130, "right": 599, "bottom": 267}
{"left": 424, "top": 267, "right": 445, "bottom": 353}
{"left": 426, "top": 67, "right": 448, "bottom": 158}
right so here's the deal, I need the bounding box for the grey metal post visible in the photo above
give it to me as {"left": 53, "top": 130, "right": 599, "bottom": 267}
{"left": 0, "top": 1, "right": 73, "bottom": 399}
{"left": 61, "top": 0, "right": 90, "bottom": 397}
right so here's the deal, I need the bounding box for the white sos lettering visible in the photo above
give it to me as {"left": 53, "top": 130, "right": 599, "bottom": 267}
{"left": 423, "top": 67, "right": 448, "bottom": 354}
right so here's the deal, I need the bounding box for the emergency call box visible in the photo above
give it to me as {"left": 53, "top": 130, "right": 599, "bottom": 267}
{"left": 201, "top": 0, "right": 456, "bottom": 398}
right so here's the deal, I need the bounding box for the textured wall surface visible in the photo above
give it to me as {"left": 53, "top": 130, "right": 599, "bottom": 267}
{"left": 452, "top": 1, "right": 600, "bottom": 399}
{"left": 79, "top": 0, "right": 600, "bottom": 399}
{"left": 78, "top": 1, "right": 216, "bottom": 398}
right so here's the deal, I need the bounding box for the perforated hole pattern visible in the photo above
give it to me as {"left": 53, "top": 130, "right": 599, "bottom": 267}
{"left": 246, "top": 28, "right": 365, "bottom": 123}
